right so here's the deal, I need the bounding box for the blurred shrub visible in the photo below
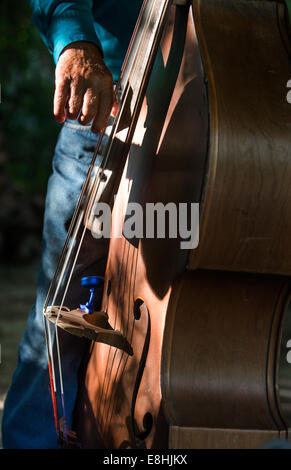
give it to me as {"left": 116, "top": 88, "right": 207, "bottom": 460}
{"left": 0, "top": 0, "right": 60, "bottom": 262}
{"left": 0, "top": 0, "right": 59, "bottom": 194}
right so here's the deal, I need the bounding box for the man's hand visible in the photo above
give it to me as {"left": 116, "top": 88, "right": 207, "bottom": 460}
{"left": 54, "top": 41, "right": 114, "bottom": 133}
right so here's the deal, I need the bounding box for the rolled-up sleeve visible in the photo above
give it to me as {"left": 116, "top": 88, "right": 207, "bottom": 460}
{"left": 29, "top": 0, "right": 103, "bottom": 63}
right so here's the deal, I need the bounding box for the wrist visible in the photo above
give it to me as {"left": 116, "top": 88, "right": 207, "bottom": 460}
{"left": 60, "top": 41, "right": 104, "bottom": 60}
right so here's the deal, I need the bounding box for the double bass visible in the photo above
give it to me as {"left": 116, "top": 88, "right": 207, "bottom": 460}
{"left": 44, "top": 0, "right": 291, "bottom": 449}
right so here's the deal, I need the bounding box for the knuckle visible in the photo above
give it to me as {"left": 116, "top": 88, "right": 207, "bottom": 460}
{"left": 71, "top": 75, "right": 82, "bottom": 88}
{"left": 87, "top": 95, "right": 98, "bottom": 108}
{"left": 84, "top": 96, "right": 98, "bottom": 114}
{"left": 69, "top": 96, "right": 80, "bottom": 109}
{"left": 55, "top": 76, "right": 67, "bottom": 88}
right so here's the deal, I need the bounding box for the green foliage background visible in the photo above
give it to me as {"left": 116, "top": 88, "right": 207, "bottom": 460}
{"left": 0, "top": 0, "right": 59, "bottom": 195}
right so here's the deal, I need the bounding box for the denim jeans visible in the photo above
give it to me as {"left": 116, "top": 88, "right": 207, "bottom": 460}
{"left": 2, "top": 121, "right": 106, "bottom": 448}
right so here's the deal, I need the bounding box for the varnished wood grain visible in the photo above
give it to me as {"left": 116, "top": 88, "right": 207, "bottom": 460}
{"left": 169, "top": 426, "right": 282, "bottom": 449}
{"left": 161, "top": 270, "right": 290, "bottom": 433}
{"left": 189, "top": 0, "right": 291, "bottom": 274}
{"left": 75, "top": 6, "right": 208, "bottom": 448}
{"left": 75, "top": 0, "right": 291, "bottom": 449}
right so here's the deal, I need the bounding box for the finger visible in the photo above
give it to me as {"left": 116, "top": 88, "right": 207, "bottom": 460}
{"left": 91, "top": 88, "right": 114, "bottom": 133}
{"left": 79, "top": 88, "right": 99, "bottom": 126}
{"left": 54, "top": 77, "right": 70, "bottom": 123}
{"left": 67, "top": 81, "right": 85, "bottom": 120}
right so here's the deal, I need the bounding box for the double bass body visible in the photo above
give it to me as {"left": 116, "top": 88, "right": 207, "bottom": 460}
{"left": 75, "top": 0, "right": 291, "bottom": 448}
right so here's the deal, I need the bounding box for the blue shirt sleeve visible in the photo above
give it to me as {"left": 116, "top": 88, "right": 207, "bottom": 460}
{"left": 29, "top": 0, "right": 103, "bottom": 64}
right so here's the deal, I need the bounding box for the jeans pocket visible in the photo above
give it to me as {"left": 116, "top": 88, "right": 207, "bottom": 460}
{"left": 55, "top": 120, "right": 100, "bottom": 164}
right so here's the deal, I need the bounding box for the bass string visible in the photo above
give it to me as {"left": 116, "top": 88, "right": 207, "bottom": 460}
{"left": 52, "top": 155, "right": 130, "bottom": 437}
{"left": 44, "top": 195, "right": 99, "bottom": 438}
{"left": 43, "top": 1, "right": 152, "bottom": 314}
{"left": 45, "top": 0, "right": 167, "bottom": 440}
{"left": 106, "top": 6, "right": 191, "bottom": 439}
{"left": 43, "top": 0, "right": 162, "bottom": 394}
{"left": 46, "top": 75, "right": 126, "bottom": 314}
{"left": 95, "top": 196, "right": 138, "bottom": 435}
{"left": 43, "top": 119, "right": 110, "bottom": 324}
{"left": 104, "top": 7, "right": 189, "bottom": 436}
{"left": 97, "top": 237, "right": 130, "bottom": 433}
{"left": 42, "top": 127, "right": 107, "bottom": 435}
{"left": 42, "top": 151, "right": 104, "bottom": 429}
{"left": 71, "top": 0, "right": 163, "bottom": 433}
{"left": 43, "top": 313, "right": 59, "bottom": 435}
{"left": 47, "top": 70, "right": 135, "bottom": 435}
{"left": 43, "top": 0, "right": 143, "bottom": 319}
{"left": 54, "top": 219, "right": 90, "bottom": 441}
{"left": 96, "top": 0, "right": 171, "bottom": 438}
{"left": 47, "top": 0, "right": 160, "bottom": 375}
{"left": 101, "top": 245, "right": 139, "bottom": 437}
{"left": 51, "top": 57, "right": 146, "bottom": 446}
{"left": 46, "top": 141, "right": 111, "bottom": 436}
{"left": 101, "top": 241, "right": 136, "bottom": 432}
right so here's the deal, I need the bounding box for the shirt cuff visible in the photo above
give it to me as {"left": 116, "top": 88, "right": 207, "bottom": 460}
{"left": 48, "top": 9, "right": 103, "bottom": 64}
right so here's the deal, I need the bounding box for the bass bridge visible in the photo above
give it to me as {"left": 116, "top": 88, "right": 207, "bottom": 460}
{"left": 44, "top": 276, "right": 133, "bottom": 356}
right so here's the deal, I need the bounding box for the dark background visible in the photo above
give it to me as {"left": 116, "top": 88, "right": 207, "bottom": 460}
{"left": 0, "top": 0, "right": 60, "bottom": 445}
{"left": 0, "top": 0, "right": 60, "bottom": 264}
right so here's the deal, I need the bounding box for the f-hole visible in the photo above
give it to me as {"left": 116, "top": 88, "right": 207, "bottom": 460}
{"left": 131, "top": 298, "right": 153, "bottom": 442}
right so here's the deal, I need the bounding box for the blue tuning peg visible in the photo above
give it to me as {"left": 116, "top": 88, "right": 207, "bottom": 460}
{"left": 80, "top": 276, "right": 104, "bottom": 313}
